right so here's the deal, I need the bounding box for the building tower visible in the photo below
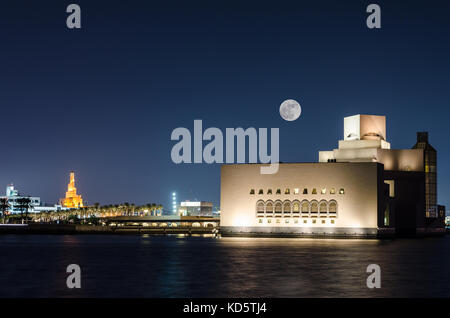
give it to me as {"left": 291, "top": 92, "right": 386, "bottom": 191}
{"left": 412, "top": 132, "right": 437, "bottom": 218}
{"left": 60, "top": 171, "right": 84, "bottom": 208}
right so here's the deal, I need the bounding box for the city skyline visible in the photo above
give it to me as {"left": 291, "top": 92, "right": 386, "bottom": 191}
{"left": 1, "top": 0, "right": 449, "bottom": 211}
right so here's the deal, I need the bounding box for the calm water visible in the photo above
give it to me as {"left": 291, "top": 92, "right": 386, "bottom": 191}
{"left": 0, "top": 234, "right": 449, "bottom": 298}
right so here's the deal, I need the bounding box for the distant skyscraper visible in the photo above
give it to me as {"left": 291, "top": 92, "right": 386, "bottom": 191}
{"left": 60, "top": 171, "right": 84, "bottom": 208}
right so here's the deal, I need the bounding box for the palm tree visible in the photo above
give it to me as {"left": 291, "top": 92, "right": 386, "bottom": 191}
{"left": 74, "top": 207, "right": 82, "bottom": 220}
{"left": 98, "top": 205, "right": 105, "bottom": 217}
{"left": 45, "top": 211, "right": 51, "bottom": 223}
{"left": 63, "top": 209, "right": 71, "bottom": 222}
{"left": 150, "top": 203, "right": 156, "bottom": 216}
{"left": 104, "top": 205, "right": 108, "bottom": 217}
{"left": 82, "top": 207, "right": 89, "bottom": 221}
{"left": 123, "top": 202, "right": 130, "bottom": 216}
{"left": 16, "top": 197, "right": 32, "bottom": 224}
{"left": 87, "top": 205, "right": 94, "bottom": 218}
{"left": 0, "top": 198, "right": 10, "bottom": 224}
{"left": 93, "top": 202, "right": 100, "bottom": 217}
{"left": 145, "top": 203, "right": 151, "bottom": 216}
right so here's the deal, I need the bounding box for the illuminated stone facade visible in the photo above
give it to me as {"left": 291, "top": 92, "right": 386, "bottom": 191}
{"left": 220, "top": 114, "right": 445, "bottom": 238}
{"left": 221, "top": 161, "right": 386, "bottom": 237}
{"left": 60, "top": 171, "right": 84, "bottom": 208}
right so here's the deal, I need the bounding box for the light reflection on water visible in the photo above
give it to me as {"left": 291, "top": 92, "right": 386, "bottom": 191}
{"left": 0, "top": 234, "right": 449, "bottom": 297}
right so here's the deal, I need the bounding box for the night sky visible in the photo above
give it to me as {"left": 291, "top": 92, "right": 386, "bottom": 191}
{"left": 1, "top": 0, "right": 449, "bottom": 211}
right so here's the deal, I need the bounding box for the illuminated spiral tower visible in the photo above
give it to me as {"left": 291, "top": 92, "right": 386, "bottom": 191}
{"left": 60, "top": 171, "right": 84, "bottom": 208}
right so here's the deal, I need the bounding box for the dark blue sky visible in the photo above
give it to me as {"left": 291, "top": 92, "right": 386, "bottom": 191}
{"left": 1, "top": 0, "right": 449, "bottom": 211}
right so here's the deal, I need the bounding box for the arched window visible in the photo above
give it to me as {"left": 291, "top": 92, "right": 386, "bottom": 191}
{"left": 256, "top": 201, "right": 265, "bottom": 214}
{"left": 274, "top": 201, "right": 282, "bottom": 215}
{"left": 283, "top": 200, "right": 291, "bottom": 215}
{"left": 310, "top": 201, "right": 318, "bottom": 216}
{"left": 319, "top": 201, "right": 327, "bottom": 217}
{"left": 285, "top": 188, "right": 290, "bottom": 194}
{"left": 301, "top": 200, "right": 309, "bottom": 217}
{"left": 292, "top": 201, "right": 300, "bottom": 214}
{"left": 329, "top": 201, "right": 337, "bottom": 217}
{"left": 266, "top": 201, "right": 274, "bottom": 214}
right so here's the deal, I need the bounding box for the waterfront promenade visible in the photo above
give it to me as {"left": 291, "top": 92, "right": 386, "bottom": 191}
{"left": 0, "top": 216, "right": 220, "bottom": 235}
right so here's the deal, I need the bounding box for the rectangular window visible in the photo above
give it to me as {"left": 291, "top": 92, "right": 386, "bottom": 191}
{"left": 330, "top": 188, "right": 335, "bottom": 194}
{"left": 294, "top": 188, "right": 299, "bottom": 194}
{"left": 285, "top": 188, "right": 290, "bottom": 194}
{"left": 267, "top": 189, "right": 272, "bottom": 195}
{"left": 276, "top": 189, "right": 281, "bottom": 195}
{"left": 384, "top": 180, "right": 395, "bottom": 198}
{"left": 258, "top": 189, "right": 263, "bottom": 195}
{"left": 303, "top": 188, "right": 308, "bottom": 194}
{"left": 250, "top": 189, "right": 255, "bottom": 195}
{"left": 312, "top": 188, "right": 317, "bottom": 194}
{"left": 384, "top": 204, "right": 390, "bottom": 226}
{"left": 339, "top": 188, "right": 345, "bottom": 194}
{"left": 321, "top": 188, "right": 326, "bottom": 194}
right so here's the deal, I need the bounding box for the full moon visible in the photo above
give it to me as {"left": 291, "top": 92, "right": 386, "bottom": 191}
{"left": 279, "top": 99, "right": 301, "bottom": 121}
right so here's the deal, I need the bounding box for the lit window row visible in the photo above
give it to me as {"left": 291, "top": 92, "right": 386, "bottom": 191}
{"left": 256, "top": 199, "right": 338, "bottom": 218}
{"left": 250, "top": 188, "right": 344, "bottom": 195}
{"left": 258, "top": 218, "right": 335, "bottom": 225}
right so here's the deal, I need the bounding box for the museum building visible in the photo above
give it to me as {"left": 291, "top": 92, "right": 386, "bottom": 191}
{"left": 220, "top": 114, "right": 445, "bottom": 238}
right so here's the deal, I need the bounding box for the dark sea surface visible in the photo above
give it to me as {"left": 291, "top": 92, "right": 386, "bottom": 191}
{"left": 0, "top": 234, "right": 449, "bottom": 298}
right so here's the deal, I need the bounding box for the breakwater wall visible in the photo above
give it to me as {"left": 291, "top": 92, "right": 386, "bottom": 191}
{"left": 0, "top": 224, "right": 218, "bottom": 235}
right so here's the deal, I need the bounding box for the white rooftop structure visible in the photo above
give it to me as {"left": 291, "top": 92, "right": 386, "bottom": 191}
{"left": 318, "top": 114, "right": 422, "bottom": 171}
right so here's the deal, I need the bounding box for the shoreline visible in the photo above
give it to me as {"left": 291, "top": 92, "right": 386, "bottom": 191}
{"left": 0, "top": 224, "right": 218, "bottom": 235}
{"left": 0, "top": 224, "right": 447, "bottom": 238}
